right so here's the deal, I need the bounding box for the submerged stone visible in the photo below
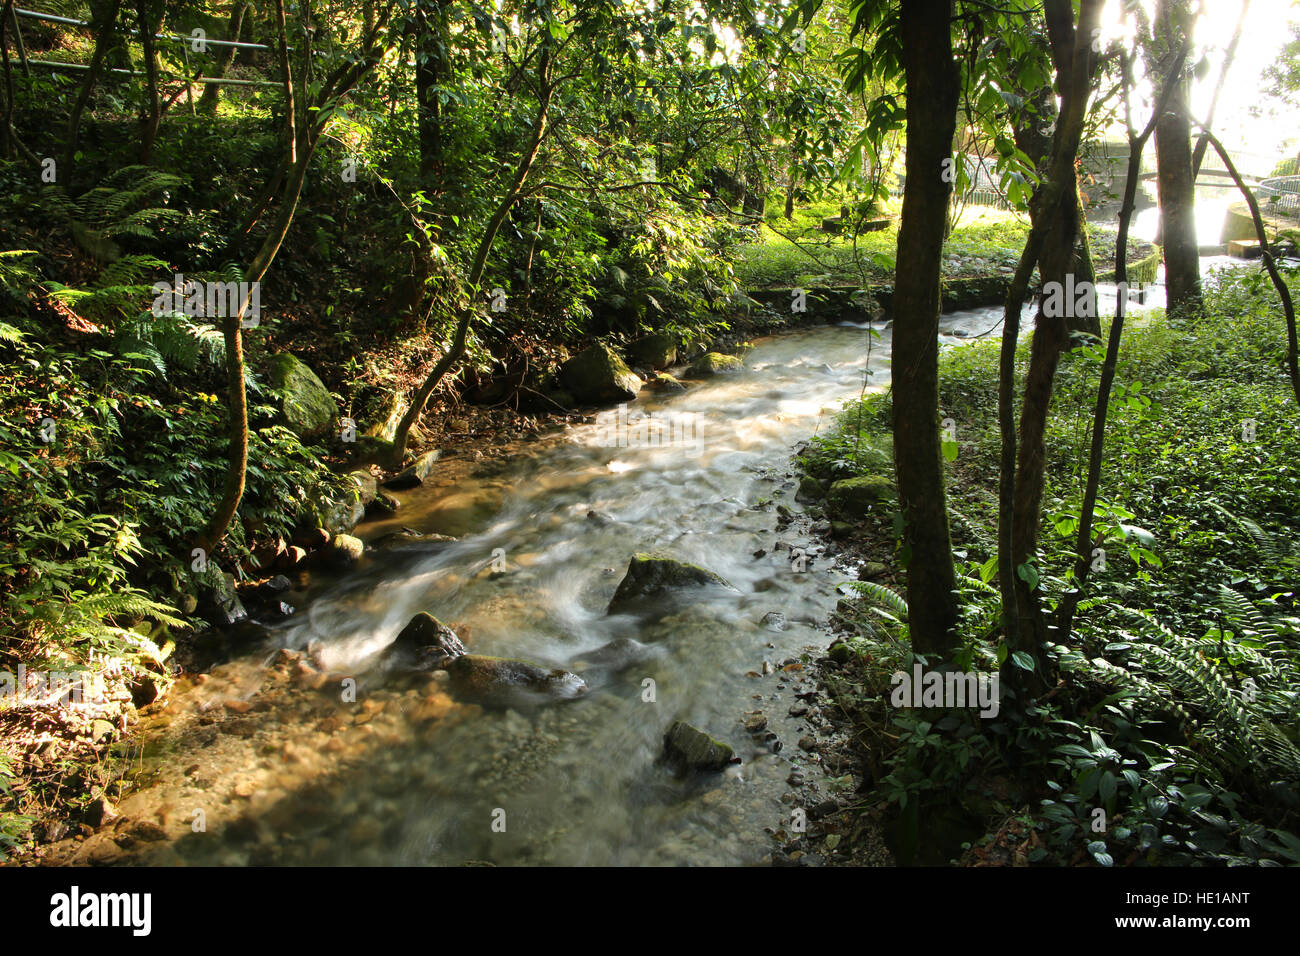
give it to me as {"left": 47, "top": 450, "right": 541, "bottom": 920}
{"left": 662, "top": 720, "right": 737, "bottom": 772}
{"left": 446, "top": 655, "right": 588, "bottom": 706}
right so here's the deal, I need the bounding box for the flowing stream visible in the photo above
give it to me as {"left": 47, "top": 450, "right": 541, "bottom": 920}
{"left": 94, "top": 270, "right": 1232, "bottom": 867}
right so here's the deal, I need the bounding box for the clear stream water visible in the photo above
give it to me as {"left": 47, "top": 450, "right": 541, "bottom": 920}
{"left": 89, "top": 263, "right": 1249, "bottom": 866}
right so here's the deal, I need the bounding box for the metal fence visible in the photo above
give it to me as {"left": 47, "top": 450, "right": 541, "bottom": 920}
{"left": 8, "top": 5, "right": 286, "bottom": 96}
{"left": 1255, "top": 176, "right": 1300, "bottom": 224}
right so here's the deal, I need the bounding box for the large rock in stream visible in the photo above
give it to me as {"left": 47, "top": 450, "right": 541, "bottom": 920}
{"left": 662, "top": 720, "right": 738, "bottom": 772}
{"left": 558, "top": 344, "right": 643, "bottom": 405}
{"left": 446, "top": 655, "right": 588, "bottom": 707}
{"left": 378, "top": 612, "right": 466, "bottom": 670}
{"left": 607, "top": 552, "right": 737, "bottom": 615}
{"left": 685, "top": 352, "right": 744, "bottom": 378}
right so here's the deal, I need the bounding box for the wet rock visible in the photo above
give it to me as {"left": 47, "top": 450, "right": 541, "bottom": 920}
{"left": 347, "top": 469, "right": 379, "bottom": 506}
{"left": 627, "top": 331, "right": 677, "bottom": 370}
{"left": 322, "top": 533, "right": 365, "bottom": 570}
{"left": 379, "top": 612, "right": 466, "bottom": 670}
{"left": 795, "top": 475, "right": 824, "bottom": 502}
{"left": 128, "top": 674, "right": 162, "bottom": 709}
{"left": 647, "top": 371, "right": 686, "bottom": 392}
{"left": 761, "top": 611, "right": 788, "bottom": 632}
{"left": 559, "top": 344, "right": 643, "bottom": 405}
{"left": 809, "top": 798, "right": 841, "bottom": 821}
{"left": 383, "top": 450, "right": 442, "bottom": 489}
{"left": 661, "top": 720, "right": 738, "bottom": 772}
{"left": 276, "top": 545, "right": 308, "bottom": 570}
{"left": 193, "top": 565, "right": 247, "bottom": 628}
{"left": 267, "top": 352, "right": 337, "bottom": 441}
{"left": 256, "top": 574, "right": 294, "bottom": 599}
{"left": 744, "top": 714, "right": 769, "bottom": 734}
{"left": 586, "top": 510, "right": 615, "bottom": 526}
{"left": 858, "top": 561, "right": 889, "bottom": 580}
{"left": 571, "top": 637, "right": 657, "bottom": 673}
{"left": 827, "top": 642, "right": 854, "bottom": 664}
{"left": 607, "top": 552, "right": 737, "bottom": 614}
{"left": 827, "top": 475, "right": 895, "bottom": 519}
{"left": 365, "top": 491, "right": 400, "bottom": 520}
{"left": 447, "top": 655, "right": 588, "bottom": 707}
{"left": 293, "top": 526, "right": 330, "bottom": 550}
{"left": 685, "top": 352, "right": 744, "bottom": 378}
{"left": 84, "top": 795, "right": 118, "bottom": 828}
{"left": 369, "top": 528, "right": 459, "bottom": 551}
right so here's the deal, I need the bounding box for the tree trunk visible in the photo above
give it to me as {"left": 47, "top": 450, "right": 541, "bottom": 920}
{"left": 997, "top": 0, "right": 1104, "bottom": 695}
{"left": 1056, "top": 39, "right": 1192, "bottom": 636}
{"left": 198, "top": 2, "right": 250, "bottom": 115}
{"left": 415, "top": 3, "right": 450, "bottom": 186}
{"left": 63, "top": 0, "right": 124, "bottom": 183}
{"left": 389, "top": 44, "right": 555, "bottom": 469}
{"left": 136, "top": 0, "right": 164, "bottom": 163}
{"left": 891, "top": 0, "right": 961, "bottom": 658}
{"left": 1153, "top": 0, "right": 1202, "bottom": 316}
{"left": 1200, "top": 131, "right": 1300, "bottom": 407}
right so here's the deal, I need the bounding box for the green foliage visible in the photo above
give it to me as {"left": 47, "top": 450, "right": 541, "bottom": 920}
{"left": 816, "top": 265, "right": 1300, "bottom": 863}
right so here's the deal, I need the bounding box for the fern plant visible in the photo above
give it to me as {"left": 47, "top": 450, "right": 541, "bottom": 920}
{"left": 38, "top": 166, "right": 183, "bottom": 262}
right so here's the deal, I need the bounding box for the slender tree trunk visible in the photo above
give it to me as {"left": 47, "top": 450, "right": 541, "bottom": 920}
{"left": 136, "top": 0, "right": 163, "bottom": 163}
{"left": 0, "top": 0, "right": 38, "bottom": 163}
{"left": 415, "top": 3, "right": 450, "bottom": 185}
{"left": 891, "top": 0, "right": 961, "bottom": 658}
{"left": 785, "top": 146, "right": 797, "bottom": 220}
{"left": 389, "top": 45, "right": 555, "bottom": 469}
{"left": 1056, "top": 32, "right": 1193, "bottom": 638}
{"left": 200, "top": 2, "right": 394, "bottom": 553}
{"left": 997, "top": 0, "right": 1103, "bottom": 695}
{"left": 1153, "top": 0, "right": 1202, "bottom": 316}
{"left": 1007, "top": 0, "right": 1104, "bottom": 660}
{"left": 63, "top": 0, "right": 124, "bottom": 183}
{"left": 198, "top": 2, "right": 250, "bottom": 115}
{"left": 198, "top": 0, "right": 300, "bottom": 554}
{"left": 1200, "top": 131, "right": 1300, "bottom": 407}
{"left": 1190, "top": 0, "right": 1249, "bottom": 179}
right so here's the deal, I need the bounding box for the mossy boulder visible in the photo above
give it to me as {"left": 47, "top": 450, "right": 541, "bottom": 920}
{"left": 662, "top": 720, "right": 737, "bottom": 772}
{"left": 827, "top": 475, "right": 895, "bottom": 518}
{"left": 559, "top": 344, "right": 643, "bottom": 405}
{"left": 446, "top": 654, "right": 588, "bottom": 706}
{"left": 647, "top": 371, "right": 686, "bottom": 392}
{"left": 627, "top": 331, "right": 677, "bottom": 370}
{"left": 267, "top": 353, "right": 337, "bottom": 442}
{"left": 321, "top": 533, "right": 364, "bottom": 570}
{"left": 608, "top": 552, "right": 736, "bottom": 614}
{"left": 795, "top": 475, "right": 825, "bottom": 502}
{"left": 685, "top": 352, "right": 744, "bottom": 377}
